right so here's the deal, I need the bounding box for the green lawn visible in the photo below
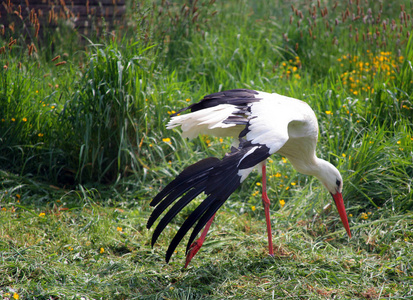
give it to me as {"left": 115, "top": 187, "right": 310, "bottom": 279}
{"left": 1, "top": 0, "right": 412, "bottom": 299}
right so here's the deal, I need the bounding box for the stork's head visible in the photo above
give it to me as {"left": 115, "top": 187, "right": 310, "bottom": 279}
{"left": 316, "top": 159, "right": 351, "bottom": 238}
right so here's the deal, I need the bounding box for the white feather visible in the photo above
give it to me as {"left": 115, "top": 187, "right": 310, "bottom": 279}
{"left": 167, "top": 104, "right": 242, "bottom": 139}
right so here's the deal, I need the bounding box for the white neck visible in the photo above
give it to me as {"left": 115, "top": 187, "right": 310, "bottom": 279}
{"left": 287, "top": 156, "right": 341, "bottom": 194}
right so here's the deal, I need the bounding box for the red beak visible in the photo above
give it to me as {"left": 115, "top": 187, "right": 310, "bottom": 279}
{"left": 331, "top": 192, "right": 351, "bottom": 238}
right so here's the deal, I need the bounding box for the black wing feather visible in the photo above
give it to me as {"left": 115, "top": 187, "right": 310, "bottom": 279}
{"left": 151, "top": 185, "right": 205, "bottom": 247}
{"left": 171, "top": 89, "right": 262, "bottom": 116}
{"left": 148, "top": 141, "right": 271, "bottom": 263}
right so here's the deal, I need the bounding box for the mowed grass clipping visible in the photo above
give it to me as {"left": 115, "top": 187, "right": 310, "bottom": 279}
{"left": 1, "top": 0, "right": 413, "bottom": 299}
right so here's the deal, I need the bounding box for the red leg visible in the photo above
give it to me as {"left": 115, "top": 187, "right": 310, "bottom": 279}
{"left": 184, "top": 213, "right": 216, "bottom": 268}
{"left": 261, "top": 163, "right": 274, "bottom": 256}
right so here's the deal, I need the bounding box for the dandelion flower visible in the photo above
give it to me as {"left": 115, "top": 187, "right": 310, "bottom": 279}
{"left": 256, "top": 182, "right": 261, "bottom": 186}
{"left": 116, "top": 226, "right": 122, "bottom": 232}
{"left": 162, "top": 137, "right": 171, "bottom": 144}
{"left": 279, "top": 200, "right": 285, "bottom": 208}
{"left": 100, "top": 247, "right": 105, "bottom": 253}
{"left": 39, "top": 212, "right": 45, "bottom": 217}
{"left": 13, "top": 293, "right": 19, "bottom": 299}
{"left": 325, "top": 111, "right": 332, "bottom": 115}
{"left": 251, "top": 206, "right": 256, "bottom": 211}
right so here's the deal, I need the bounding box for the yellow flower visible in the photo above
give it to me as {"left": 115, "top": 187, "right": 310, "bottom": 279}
{"left": 349, "top": 214, "right": 353, "bottom": 217}
{"left": 291, "top": 182, "right": 296, "bottom": 186}
{"left": 22, "top": 118, "right": 27, "bottom": 122}
{"left": 162, "top": 137, "right": 171, "bottom": 144}
{"left": 325, "top": 111, "right": 332, "bottom": 115}
{"left": 256, "top": 182, "right": 261, "bottom": 186}
{"left": 39, "top": 212, "right": 45, "bottom": 217}
{"left": 16, "top": 194, "right": 21, "bottom": 199}
{"left": 68, "top": 246, "right": 74, "bottom": 251}
{"left": 100, "top": 247, "right": 105, "bottom": 253}
{"left": 361, "top": 212, "right": 368, "bottom": 220}
{"left": 397, "top": 141, "right": 401, "bottom": 144}
{"left": 38, "top": 133, "right": 44, "bottom": 137}
{"left": 116, "top": 227, "right": 122, "bottom": 232}
{"left": 186, "top": 98, "right": 191, "bottom": 102}
{"left": 342, "top": 153, "right": 346, "bottom": 158}
{"left": 11, "top": 118, "right": 15, "bottom": 122}
{"left": 275, "top": 172, "right": 282, "bottom": 177}
{"left": 251, "top": 206, "right": 256, "bottom": 211}
{"left": 13, "top": 293, "right": 19, "bottom": 299}
{"left": 279, "top": 200, "right": 285, "bottom": 208}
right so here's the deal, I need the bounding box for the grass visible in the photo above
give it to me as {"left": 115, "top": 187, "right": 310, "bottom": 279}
{"left": 1, "top": 0, "right": 413, "bottom": 298}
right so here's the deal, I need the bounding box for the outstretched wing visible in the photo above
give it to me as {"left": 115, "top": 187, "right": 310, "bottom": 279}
{"left": 147, "top": 140, "right": 271, "bottom": 263}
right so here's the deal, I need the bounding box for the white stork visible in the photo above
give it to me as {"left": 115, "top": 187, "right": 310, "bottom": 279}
{"left": 147, "top": 89, "right": 351, "bottom": 267}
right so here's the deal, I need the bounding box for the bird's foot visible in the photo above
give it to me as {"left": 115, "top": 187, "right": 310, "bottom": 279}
{"left": 184, "top": 240, "right": 202, "bottom": 268}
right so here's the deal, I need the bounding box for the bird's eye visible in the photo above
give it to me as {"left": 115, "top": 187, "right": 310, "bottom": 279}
{"left": 336, "top": 179, "right": 341, "bottom": 187}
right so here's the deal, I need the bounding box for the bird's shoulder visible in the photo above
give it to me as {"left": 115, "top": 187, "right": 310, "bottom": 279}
{"left": 245, "top": 92, "right": 318, "bottom": 153}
